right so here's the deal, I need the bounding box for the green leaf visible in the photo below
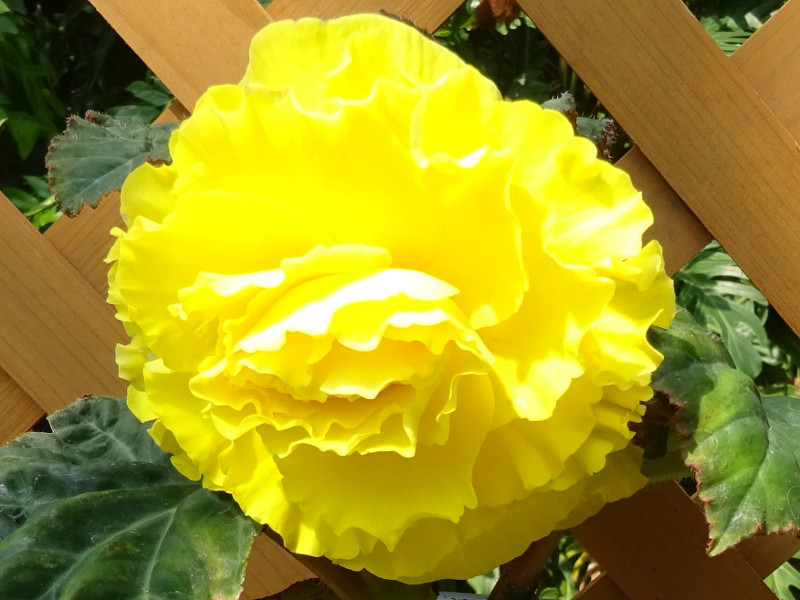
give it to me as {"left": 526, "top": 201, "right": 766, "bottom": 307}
{"left": 2, "top": 186, "right": 40, "bottom": 213}
{"left": 541, "top": 92, "right": 576, "bottom": 115}
{"left": 0, "top": 15, "right": 17, "bottom": 35}
{"left": 22, "top": 173, "right": 52, "bottom": 198}
{"left": 765, "top": 553, "right": 800, "bottom": 600}
{"left": 648, "top": 311, "right": 800, "bottom": 555}
{"left": 29, "top": 202, "right": 60, "bottom": 229}
{"left": 46, "top": 110, "right": 177, "bottom": 216}
{"left": 1, "top": 0, "right": 23, "bottom": 13}
{"left": 467, "top": 569, "right": 499, "bottom": 595}
{"left": 0, "top": 396, "right": 259, "bottom": 600}
{"left": 676, "top": 242, "right": 770, "bottom": 377}
{"left": 5, "top": 110, "right": 43, "bottom": 159}
{"left": 108, "top": 103, "right": 163, "bottom": 124}
{"left": 695, "top": 296, "right": 766, "bottom": 377}
{"left": 125, "top": 79, "right": 173, "bottom": 108}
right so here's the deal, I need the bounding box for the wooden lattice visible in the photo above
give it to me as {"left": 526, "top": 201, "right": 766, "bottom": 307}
{"left": 2, "top": 0, "right": 800, "bottom": 597}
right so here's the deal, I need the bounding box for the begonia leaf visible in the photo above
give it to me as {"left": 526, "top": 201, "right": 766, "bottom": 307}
{"left": 46, "top": 110, "right": 176, "bottom": 215}
{"left": 0, "top": 396, "right": 259, "bottom": 600}
{"left": 764, "top": 553, "right": 800, "bottom": 600}
{"left": 648, "top": 310, "right": 800, "bottom": 554}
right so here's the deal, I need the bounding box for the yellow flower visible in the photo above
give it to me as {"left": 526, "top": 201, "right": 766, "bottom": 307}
{"left": 107, "top": 14, "right": 674, "bottom": 583}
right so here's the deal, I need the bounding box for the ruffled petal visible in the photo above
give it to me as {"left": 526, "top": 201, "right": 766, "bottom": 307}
{"left": 107, "top": 13, "right": 675, "bottom": 584}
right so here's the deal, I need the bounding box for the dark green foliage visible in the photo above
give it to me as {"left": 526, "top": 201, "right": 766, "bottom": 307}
{"left": 0, "top": 396, "right": 260, "bottom": 600}
{"left": 435, "top": 6, "right": 564, "bottom": 105}
{"left": 0, "top": 0, "right": 172, "bottom": 226}
{"left": 535, "top": 534, "right": 590, "bottom": 600}
{"left": 108, "top": 74, "right": 175, "bottom": 123}
{"left": 686, "top": 0, "right": 785, "bottom": 54}
{"left": 675, "top": 241, "right": 800, "bottom": 392}
{"left": 434, "top": 3, "right": 625, "bottom": 157}
{"left": 675, "top": 241, "right": 770, "bottom": 378}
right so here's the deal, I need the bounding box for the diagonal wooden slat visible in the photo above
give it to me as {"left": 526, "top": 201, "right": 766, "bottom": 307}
{"left": 0, "top": 367, "right": 44, "bottom": 443}
{"left": 268, "top": 0, "right": 461, "bottom": 31}
{"left": 0, "top": 194, "right": 125, "bottom": 414}
{"left": 626, "top": 0, "right": 800, "bottom": 273}
{"left": 519, "top": 0, "right": 800, "bottom": 338}
{"left": 573, "top": 483, "right": 778, "bottom": 600}
{"left": 239, "top": 534, "right": 315, "bottom": 600}
{"left": 513, "top": 2, "right": 800, "bottom": 597}
{"left": 46, "top": 194, "right": 122, "bottom": 297}
{"left": 88, "top": 0, "right": 272, "bottom": 112}
{"left": 574, "top": 575, "right": 626, "bottom": 600}
{"left": 734, "top": 0, "right": 800, "bottom": 136}
{"left": 572, "top": 485, "right": 800, "bottom": 600}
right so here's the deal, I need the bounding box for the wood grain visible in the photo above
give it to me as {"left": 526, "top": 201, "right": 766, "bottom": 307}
{"left": 88, "top": 0, "right": 271, "bottom": 112}
{"left": 0, "top": 193, "right": 125, "bottom": 413}
{"left": 519, "top": 0, "right": 800, "bottom": 338}
{"left": 738, "top": 533, "right": 800, "bottom": 578}
{"left": 573, "top": 503, "right": 800, "bottom": 600}
{"left": 45, "top": 193, "right": 122, "bottom": 296}
{"left": 734, "top": 0, "right": 800, "bottom": 138}
{"left": 610, "top": 0, "right": 800, "bottom": 275}
{"left": 268, "top": 0, "right": 462, "bottom": 32}
{"left": 573, "top": 574, "right": 627, "bottom": 600}
{"left": 0, "top": 368, "right": 44, "bottom": 444}
{"left": 239, "top": 533, "right": 315, "bottom": 600}
{"left": 572, "top": 482, "right": 777, "bottom": 599}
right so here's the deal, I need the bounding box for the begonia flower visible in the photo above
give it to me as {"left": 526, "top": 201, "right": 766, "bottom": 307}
{"left": 107, "top": 14, "right": 674, "bottom": 583}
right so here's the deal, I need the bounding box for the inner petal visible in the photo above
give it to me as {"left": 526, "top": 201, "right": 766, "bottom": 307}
{"left": 185, "top": 253, "right": 494, "bottom": 460}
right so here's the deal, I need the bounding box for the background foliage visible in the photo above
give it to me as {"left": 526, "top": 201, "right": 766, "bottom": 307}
{"left": 0, "top": 0, "right": 171, "bottom": 228}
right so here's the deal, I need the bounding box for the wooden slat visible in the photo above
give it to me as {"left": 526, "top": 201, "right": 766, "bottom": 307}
{"left": 0, "top": 194, "right": 125, "bottom": 413}
{"left": 574, "top": 574, "right": 627, "bottom": 600}
{"left": 618, "top": 0, "right": 800, "bottom": 274}
{"left": 0, "top": 367, "right": 44, "bottom": 444}
{"left": 738, "top": 533, "right": 800, "bottom": 577}
{"left": 522, "top": 2, "right": 800, "bottom": 595}
{"left": 88, "top": 0, "right": 272, "bottom": 112}
{"left": 574, "top": 512, "right": 800, "bottom": 600}
{"left": 733, "top": 0, "right": 800, "bottom": 137}
{"left": 519, "top": 0, "right": 800, "bottom": 338}
{"left": 268, "top": 0, "right": 461, "bottom": 31}
{"left": 239, "top": 534, "right": 315, "bottom": 600}
{"left": 572, "top": 482, "right": 777, "bottom": 599}
{"left": 45, "top": 193, "right": 122, "bottom": 296}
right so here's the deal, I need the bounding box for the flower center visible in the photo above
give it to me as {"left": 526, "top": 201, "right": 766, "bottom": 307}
{"left": 180, "top": 244, "right": 493, "bottom": 457}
